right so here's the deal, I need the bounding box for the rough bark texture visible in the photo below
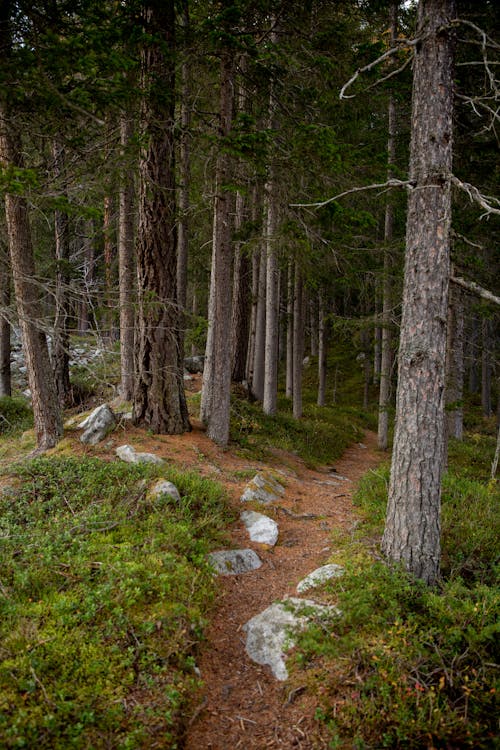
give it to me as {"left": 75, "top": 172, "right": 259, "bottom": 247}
{"left": 246, "top": 243, "right": 260, "bottom": 384}
{"left": 292, "top": 266, "right": 304, "bottom": 420}
{"left": 118, "top": 115, "right": 136, "bottom": 401}
{"left": 0, "top": 245, "right": 11, "bottom": 397}
{"left": 377, "top": 5, "right": 397, "bottom": 449}
{"left": 285, "top": 262, "right": 293, "bottom": 399}
{"left": 0, "top": 106, "right": 62, "bottom": 449}
{"left": 51, "top": 137, "right": 72, "bottom": 406}
{"left": 231, "top": 190, "right": 251, "bottom": 383}
{"left": 446, "top": 285, "right": 464, "bottom": 440}
{"left": 177, "top": 1, "right": 190, "bottom": 350}
{"left": 317, "top": 292, "right": 327, "bottom": 407}
{"left": 382, "top": 0, "right": 456, "bottom": 586}
{"left": 201, "top": 50, "right": 235, "bottom": 445}
{"left": 133, "top": 1, "right": 190, "bottom": 435}
{"left": 252, "top": 248, "right": 266, "bottom": 401}
{"left": 262, "top": 166, "right": 279, "bottom": 415}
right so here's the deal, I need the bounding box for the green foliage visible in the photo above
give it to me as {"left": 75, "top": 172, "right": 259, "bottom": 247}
{"left": 297, "top": 433, "right": 499, "bottom": 748}
{"left": 0, "top": 457, "right": 230, "bottom": 748}
{"left": 0, "top": 397, "right": 33, "bottom": 435}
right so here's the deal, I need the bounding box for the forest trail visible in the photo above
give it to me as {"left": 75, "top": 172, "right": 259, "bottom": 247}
{"left": 178, "top": 427, "right": 384, "bottom": 750}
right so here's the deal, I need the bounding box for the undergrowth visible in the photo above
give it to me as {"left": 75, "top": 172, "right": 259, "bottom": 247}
{"left": 292, "top": 432, "right": 499, "bottom": 749}
{"left": 0, "top": 457, "right": 231, "bottom": 749}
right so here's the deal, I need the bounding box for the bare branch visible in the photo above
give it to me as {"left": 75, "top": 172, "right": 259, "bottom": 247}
{"left": 451, "top": 175, "right": 500, "bottom": 218}
{"left": 450, "top": 276, "right": 500, "bottom": 307}
{"left": 339, "top": 40, "right": 417, "bottom": 100}
{"left": 290, "top": 179, "right": 412, "bottom": 209}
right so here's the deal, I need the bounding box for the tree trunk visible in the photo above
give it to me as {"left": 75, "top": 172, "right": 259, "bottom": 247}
{"left": 382, "top": 0, "right": 456, "bottom": 586}
{"left": 262, "top": 140, "right": 279, "bottom": 414}
{"left": 285, "top": 261, "right": 293, "bottom": 399}
{"left": 0, "top": 243, "right": 11, "bottom": 397}
{"left": 467, "top": 314, "right": 479, "bottom": 393}
{"left": 78, "top": 219, "right": 95, "bottom": 335}
{"left": 177, "top": 1, "right": 190, "bottom": 355}
{"left": 118, "top": 114, "right": 136, "bottom": 401}
{"left": 133, "top": 1, "right": 190, "bottom": 434}
{"left": 377, "top": 0, "right": 398, "bottom": 451}
{"left": 201, "top": 49, "right": 235, "bottom": 445}
{"left": 445, "top": 284, "right": 464, "bottom": 440}
{"left": 246, "top": 241, "right": 260, "bottom": 385}
{"left": 252, "top": 247, "right": 266, "bottom": 401}
{"left": 0, "top": 106, "right": 62, "bottom": 449}
{"left": 481, "top": 318, "right": 492, "bottom": 417}
{"left": 317, "top": 291, "right": 327, "bottom": 407}
{"left": 309, "top": 298, "right": 318, "bottom": 358}
{"left": 51, "top": 137, "right": 72, "bottom": 406}
{"left": 292, "top": 265, "right": 305, "bottom": 420}
{"left": 231, "top": 189, "right": 251, "bottom": 382}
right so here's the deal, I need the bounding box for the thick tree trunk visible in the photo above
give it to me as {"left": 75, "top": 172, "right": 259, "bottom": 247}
{"left": 0, "top": 107, "right": 62, "bottom": 449}
{"left": 177, "top": 2, "right": 190, "bottom": 353}
{"left": 133, "top": 1, "right": 190, "bottom": 434}
{"left": 285, "top": 262, "right": 294, "bottom": 399}
{"left": 118, "top": 115, "right": 135, "bottom": 401}
{"left": 317, "top": 292, "right": 327, "bottom": 407}
{"left": 382, "top": 0, "right": 456, "bottom": 586}
{"left": 292, "top": 266, "right": 305, "bottom": 420}
{"left": 0, "top": 246, "right": 11, "bottom": 397}
{"left": 446, "top": 285, "right": 464, "bottom": 440}
{"left": 201, "top": 50, "right": 235, "bottom": 445}
{"left": 51, "top": 137, "right": 72, "bottom": 406}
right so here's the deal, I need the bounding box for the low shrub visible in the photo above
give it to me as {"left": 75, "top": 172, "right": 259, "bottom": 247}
{"left": 0, "top": 396, "right": 33, "bottom": 434}
{"left": 0, "top": 457, "right": 230, "bottom": 749}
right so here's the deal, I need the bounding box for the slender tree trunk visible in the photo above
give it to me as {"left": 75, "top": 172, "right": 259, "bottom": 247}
{"left": 118, "top": 115, "right": 136, "bottom": 401}
{"left": 0, "top": 107, "right": 62, "bottom": 448}
{"left": 252, "top": 247, "right": 266, "bottom": 401}
{"left": 103, "top": 192, "right": 116, "bottom": 340}
{"left": 262, "top": 164, "right": 279, "bottom": 414}
{"left": 317, "top": 291, "right": 327, "bottom": 407}
{"left": 0, "top": 244, "right": 11, "bottom": 397}
{"left": 78, "top": 219, "right": 95, "bottom": 334}
{"left": 467, "top": 314, "right": 479, "bottom": 393}
{"left": 377, "top": 0, "right": 398, "bottom": 450}
{"left": 246, "top": 242, "right": 260, "bottom": 385}
{"left": 446, "top": 284, "right": 464, "bottom": 440}
{"left": 309, "top": 298, "right": 318, "bottom": 358}
{"left": 231, "top": 189, "right": 251, "bottom": 382}
{"left": 133, "top": 1, "right": 190, "bottom": 434}
{"left": 382, "top": 0, "right": 456, "bottom": 586}
{"left": 481, "top": 319, "right": 492, "bottom": 417}
{"left": 201, "top": 50, "right": 235, "bottom": 445}
{"left": 190, "top": 289, "right": 198, "bottom": 356}
{"left": 285, "top": 262, "right": 293, "bottom": 399}
{"left": 292, "top": 265, "right": 305, "bottom": 420}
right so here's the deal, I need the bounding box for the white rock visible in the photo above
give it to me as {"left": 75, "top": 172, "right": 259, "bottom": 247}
{"left": 241, "top": 510, "right": 279, "bottom": 546}
{"left": 80, "top": 404, "right": 116, "bottom": 445}
{"left": 243, "top": 598, "right": 339, "bottom": 680}
{"left": 207, "top": 549, "right": 262, "bottom": 575}
{"left": 115, "top": 444, "right": 165, "bottom": 465}
{"left": 149, "top": 479, "right": 181, "bottom": 502}
{"left": 296, "top": 563, "right": 344, "bottom": 593}
{"left": 240, "top": 472, "right": 285, "bottom": 504}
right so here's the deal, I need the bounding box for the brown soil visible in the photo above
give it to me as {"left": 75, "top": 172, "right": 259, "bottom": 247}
{"left": 49, "top": 382, "right": 384, "bottom": 749}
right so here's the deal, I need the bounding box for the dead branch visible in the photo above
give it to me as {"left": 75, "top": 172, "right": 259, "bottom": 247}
{"left": 290, "top": 178, "right": 412, "bottom": 209}
{"left": 450, "top": 276, "right": 500, "bottom": 307}
{"left": 451, "top": 175, "right": 500, "bottom": 218}
{"left": 339, "top": 39, "right": 418, "bottom": 100}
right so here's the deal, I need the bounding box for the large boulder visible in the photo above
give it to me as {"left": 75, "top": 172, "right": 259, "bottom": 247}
{"left": 115, "top": 444, "right": 165, "bottom": 466}
{"left": 243, "top": 598, "right": 339, "bottom": 680}
{"left": 207, "top": 549, "right": 262, "bottom": 575}
{"left": 296, "top": 563, "right": 344, "bottom": 593}
{"left": 79, "top": 404, "right": 116, "bottom": 445}
{"left": 241, "top": 510, "right": 279, "bottom": 546}
{"left": 240, "top": 472, "right": 285, "bottom": 504}
{"left": 149, "top": 479, "right": 181, "bottom": 503}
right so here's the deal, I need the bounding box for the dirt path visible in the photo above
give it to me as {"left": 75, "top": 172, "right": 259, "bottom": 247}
{"left": 181, "top": 429, "right": 383, "bottom": 750}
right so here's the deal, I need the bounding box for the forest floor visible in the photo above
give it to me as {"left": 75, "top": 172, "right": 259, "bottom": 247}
{"left": 16, "top": 375, "right": 384, "bottom": 750}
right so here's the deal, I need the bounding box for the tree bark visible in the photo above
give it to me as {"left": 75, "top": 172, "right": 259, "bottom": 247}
{"left": 382, "top": 0, "right": 456, "bottom": 586}
{"left": 317, "top": 291, "right": 327, "bottom": 407}
{"left": 445, "top": 284, "right": 464, "bottom": 440}
{"left": 118, "top": 114, "right": 136, "bottom": 401}
{"left": 0, "top": 244, "right": 11, "bottom": 397}
{"left": 0, "top": 108, "right": 62, "bottom": 448}
{"left": 231, "top": 189, "right": 251, "bottom": 383}
{"left": 246, "top": 239, "right": 260, "bottom": 385}
{"left": 292, "top": 265, "right": 305, "bottom": 420}
{"left": 377, "top": 0, "right": 398, "bottom": 451}
{"left": 252, "top": 247, "right": 266, "bottom": 401}
{"left": 201, "top": 49, "right": 235, "bottom": 445}
{"left": 133, "top": 0, "right": 190, "bottom": 434}
{"left": 262, "top": 160, "right": 279, "bottom": 414}
{"left": 51, "top": 137, "right": 72, "bottom": 406}
{"left": 177, "top": 1, "right": 190, "bottom": 355}
{"left": 285, "top": 261, "right": 294, "bottom": 399}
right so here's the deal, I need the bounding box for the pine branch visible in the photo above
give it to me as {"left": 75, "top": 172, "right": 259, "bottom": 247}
{"left": 290, "top": 179, "right": 412, "bottom": 209}
{"left": 450, "top": 276, "right": 500, "bottom": 307}
{"left": 451, "top": 175, "right": 500, "bottom": 218}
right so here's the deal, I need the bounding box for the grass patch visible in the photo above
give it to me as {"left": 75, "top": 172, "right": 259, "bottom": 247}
{"left": 291, "top": 432, "right": 499, "bottom": 748}
{"left": 0, "top": 396, "right": 33, "bottom": 435}
{"left": 0, "top": 457, "right": 231, "bottom": 749}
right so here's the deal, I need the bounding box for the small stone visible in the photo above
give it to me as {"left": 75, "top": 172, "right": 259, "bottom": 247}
{"left": 240, "top": 472, "right": 285, "bottom": 504}
{"left": 207, "top": 549, "right": 262, "bottom": 575}
{"left": 115, "top": 444, "right": 165, "bottom": 465}
{"left": 296, "top": 564, "right": 345, "bottom": 594}
{"left": 149, "top": 479, "right": 181, "bottom": 503}
{"left": 241, "top": 510, "right": 279, "bottom": 546}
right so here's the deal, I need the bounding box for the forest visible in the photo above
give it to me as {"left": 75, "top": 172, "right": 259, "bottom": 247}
{"left": 0, "top": 0, "right": 499, "bottom": 748}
